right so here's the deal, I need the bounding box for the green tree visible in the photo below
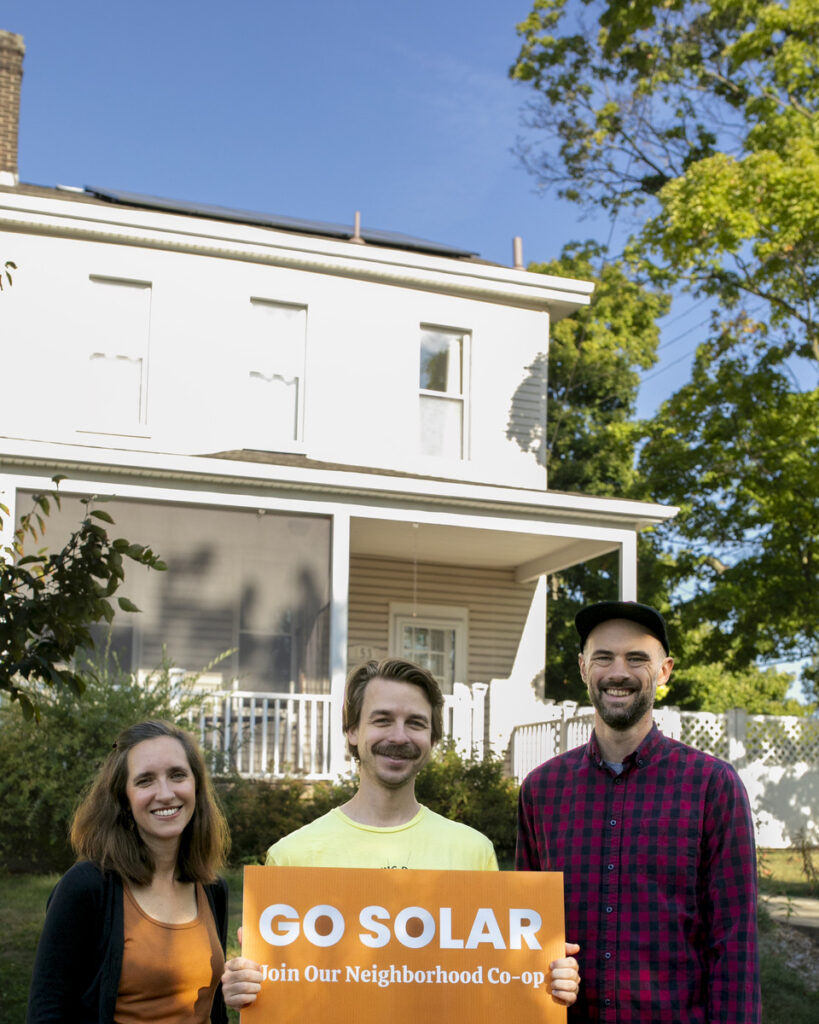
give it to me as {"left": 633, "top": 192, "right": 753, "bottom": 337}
{"left": 509, "top": 243, "right": 675, "bottom": 700}
{"left": 0, "top": 481, "right": 166, "bottom": 716}
{"left": 670, "top": 660, "right": 805, "bottom": 715}
{"left": 640, "top": 316, "right": 818, "bottom": 670}
{"left": 511, "top": 0, "right": 819, "bottom": 354}
{"left": 523, "top": 242, "right": 668, "bottom": 490}
{"left": 512, "top": 0, "right": 819, "bottom": 699}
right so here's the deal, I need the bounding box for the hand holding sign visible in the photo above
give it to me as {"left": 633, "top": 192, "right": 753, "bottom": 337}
{"left": 233, "top": 866, "right": 573, "bottom": 1022}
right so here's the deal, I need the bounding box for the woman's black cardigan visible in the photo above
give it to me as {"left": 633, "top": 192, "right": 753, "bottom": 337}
{"left": 26, "top": 860, "right": 228, "bottom": 1023}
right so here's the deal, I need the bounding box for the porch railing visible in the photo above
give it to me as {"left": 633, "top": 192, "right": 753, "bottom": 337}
{"left": 195, "top": 690, "right": 335, "bottom": 779}
{"left": 194, "top": 680, "right": 489, "bottom": 779}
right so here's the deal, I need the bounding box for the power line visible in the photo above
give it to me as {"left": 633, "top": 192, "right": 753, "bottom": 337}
{"left": 656, "top": 294, "right": 713, "bottom": 330}
{"left": 656, "top": 314, "right": 713, "bottom": 352}
{"left": 641, "top": 349, "right": 697, "bottom": 384}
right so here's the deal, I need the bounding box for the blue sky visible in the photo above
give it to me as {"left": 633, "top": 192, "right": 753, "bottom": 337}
{"left": 4, "top": 0, "right": 721, "bottom": 417}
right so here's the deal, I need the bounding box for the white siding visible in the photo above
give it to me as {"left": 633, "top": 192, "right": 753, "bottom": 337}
{"left": 348, "top": 555, "right": 537, "bottom": 682}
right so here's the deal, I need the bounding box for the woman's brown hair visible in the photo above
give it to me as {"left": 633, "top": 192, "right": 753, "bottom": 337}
{"left": 70, "top": 720, "right": 230, "bottom": 886}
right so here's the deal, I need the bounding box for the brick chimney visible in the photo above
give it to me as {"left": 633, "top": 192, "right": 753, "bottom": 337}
{"left": 0, "top": 30, "right": 25, "bottom": 186}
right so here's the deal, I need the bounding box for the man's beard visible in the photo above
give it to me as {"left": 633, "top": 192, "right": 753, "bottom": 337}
{"left": 589, "top": 678, "right": 657, "bottom": 731}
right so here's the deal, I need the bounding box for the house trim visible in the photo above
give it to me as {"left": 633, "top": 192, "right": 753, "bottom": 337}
{"left": 0, "top": 189, "right": 595, "bottom": 317}
{"left": 0, "top": 438, "right": 678, "bottom": 531}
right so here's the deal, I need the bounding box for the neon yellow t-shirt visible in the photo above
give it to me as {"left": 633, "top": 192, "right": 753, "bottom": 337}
{"left": 265, "top": 805, "right": 498, "bottom": 871}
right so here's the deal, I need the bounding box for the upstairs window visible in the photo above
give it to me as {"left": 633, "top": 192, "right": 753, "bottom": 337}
{"left": 84, "top": 276, "right": 151, "bottom": 434}
{"left": 246, "top": 299, "right": 307, "bottom": 446}
{"left": 419, "top": 326, "right": 468, "bottom": 459}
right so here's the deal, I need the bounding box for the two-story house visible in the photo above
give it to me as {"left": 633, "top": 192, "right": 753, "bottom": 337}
{"left": 0, "top": 30, "right": 676, "bottom": 776}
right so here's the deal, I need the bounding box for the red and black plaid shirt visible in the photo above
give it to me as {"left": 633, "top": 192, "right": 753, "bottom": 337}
{"left": 517, "top": 724, "right": 760, "bottom": 1023}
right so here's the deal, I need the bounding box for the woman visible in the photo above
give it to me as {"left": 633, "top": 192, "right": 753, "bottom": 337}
{"left": 27, "top": 720, "right": 231, "bottom": 1024}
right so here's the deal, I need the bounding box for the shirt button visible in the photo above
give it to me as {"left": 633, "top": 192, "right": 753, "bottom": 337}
{"left": 637, "top": 759, "right": 644, "bottom": 767}
{"left": 607, "top": 863, "right": 614, "bottom": 871}
{"left": 606, "top": 906, "right": 613, "bottom": 913}
{"left": 614, "top": 777, "right": 622, "bottom": 784}
{"left": 604, "top": 952, "right": 612, "bottom": 960}
{"left": 604, "top": 998, "right": 611, "bottom": 1006}
{"left": 610, "top": 819, "right": 617, "bottom": 826}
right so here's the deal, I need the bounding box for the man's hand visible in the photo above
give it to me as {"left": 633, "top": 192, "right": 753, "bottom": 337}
{"left": 549, "top": 942, "right": 581, "bottom": 1006}
{"left": 221, "top": 929, "right": 263, "bottom": 1009}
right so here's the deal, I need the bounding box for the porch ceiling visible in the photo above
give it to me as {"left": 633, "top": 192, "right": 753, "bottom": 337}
{"left": 349, "top": 518, "right": 619, "bottom": 579}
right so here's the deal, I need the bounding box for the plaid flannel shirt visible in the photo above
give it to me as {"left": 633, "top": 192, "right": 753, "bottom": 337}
{"left": 517, "top": 724, "right": 760, "bottom": 1023}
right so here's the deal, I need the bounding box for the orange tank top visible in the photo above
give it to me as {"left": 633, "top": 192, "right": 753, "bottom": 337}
{"left": 115, "top": 882, "right": 224, "bottom": 1024}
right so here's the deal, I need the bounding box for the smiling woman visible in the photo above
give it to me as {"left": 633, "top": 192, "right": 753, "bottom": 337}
{"left": 26, "top": 721, "right": 231, "bottom": 1024}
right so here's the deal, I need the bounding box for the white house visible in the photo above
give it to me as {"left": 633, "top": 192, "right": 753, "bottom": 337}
{"left": 0, "top": 30, "right": 677, "bottom": 775}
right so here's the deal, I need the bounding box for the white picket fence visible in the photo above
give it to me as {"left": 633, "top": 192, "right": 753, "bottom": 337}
{"left": 192, "top": 684, "right": 817, "bottom": 848}
{"left": 509, "top": 703, "right": 819, "bottom": 849}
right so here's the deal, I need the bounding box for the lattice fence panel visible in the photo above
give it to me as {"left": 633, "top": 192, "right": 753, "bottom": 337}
{"left": 746, "top": 715, "right": 819, "bottom": 766}
{"left": 680, "top": 712, "right": 728, "bottom": 759}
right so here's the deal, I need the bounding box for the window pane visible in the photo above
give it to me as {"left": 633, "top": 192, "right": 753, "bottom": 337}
{"left": 85, "top": 278, "right": 151, "bottom": 430}
{"left": 247, "top": 300, "right": 306, "bottom": 444}
{"left": 88, "top": 354, "right": 144, "bottom": 428}
{"left": 420, "top": 329, "right": 462, "bottom": 394}
{"left": 398, "top": 623, "right": 457, "bottom": 692}
{"left": 420, "top": 395, "right": 463, "bottom": 458}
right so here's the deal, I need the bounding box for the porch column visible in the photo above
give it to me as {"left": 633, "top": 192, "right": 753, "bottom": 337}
{"left": 329, "top": 511, "right": 351, "bottom": 776}
{"left": 488, "top": 574, "right": 549, "bottom": 756}
{"left": 618, "top": 532, "right": 637, "bottom": 600}
{"left": 0, "top": 475, "right": 16, "bottom": 562}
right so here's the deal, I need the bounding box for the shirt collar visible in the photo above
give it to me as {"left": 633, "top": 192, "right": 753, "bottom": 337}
{"left": 587, "top": 721, "right": 664, "bottom": 772}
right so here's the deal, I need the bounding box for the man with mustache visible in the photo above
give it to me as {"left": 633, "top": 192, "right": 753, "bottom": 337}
{"left": 517, "top": 601, "right": 760, "bottom": 1024}
{"left": 265, "top": 658, "right": 498, "bottom": 870}
{"left": 223, "top": 657, "right": 580, "bottom": 1007}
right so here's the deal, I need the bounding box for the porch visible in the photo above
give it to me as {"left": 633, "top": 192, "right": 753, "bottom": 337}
{"left": 190, "top": 680, "right": 489, "bottom": 779}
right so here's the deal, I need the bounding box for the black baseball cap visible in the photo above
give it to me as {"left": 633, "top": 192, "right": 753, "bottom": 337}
{"left": 575, "top": 601, "right": 670, "bottom": 655}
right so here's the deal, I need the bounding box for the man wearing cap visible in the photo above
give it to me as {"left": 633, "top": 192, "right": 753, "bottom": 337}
{"left": 516, "top": 601, "right": 760, "bottom": 1023}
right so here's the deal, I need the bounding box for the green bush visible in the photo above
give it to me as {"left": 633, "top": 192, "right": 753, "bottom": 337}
{"left": 415, "top": 743, "right": 519, "bottom": 867}
{"left": 215, "top": 745, "right": 517, "bottom": 867}
{"left": 216, "top": 774, "right": 356, "bottom": 866}
{"left": 216, "top": 777, "right": 313, "bottom": 866}
{"left": 0, "top": 657, "right": 199, "bottom": 873}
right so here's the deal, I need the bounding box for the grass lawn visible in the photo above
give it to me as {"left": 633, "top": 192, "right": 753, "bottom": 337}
{"left": 758, "top": 847, "right": 818, "bottom": 898}
{"left": 757, "top": 908, "right": 819, "bottom": 1024}
{"left": 3, "top": 858, "right": 816, "bottom": 1024}
{"left": 0, "top": 872, "right": 58, "bottom": 1024}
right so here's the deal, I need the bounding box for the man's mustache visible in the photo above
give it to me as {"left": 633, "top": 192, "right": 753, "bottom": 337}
{"left": 372, "top": 742, "right": 421, "bottom": 760}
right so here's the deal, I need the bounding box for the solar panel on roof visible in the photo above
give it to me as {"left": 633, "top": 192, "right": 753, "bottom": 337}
{"left": 84, "top": 186, "right": 478, "bottom": 259}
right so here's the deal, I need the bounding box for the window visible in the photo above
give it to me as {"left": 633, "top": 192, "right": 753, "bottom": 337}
{"left": 24, "top": 493, "right": 332, "bottom": 694}
{"left": 246, "top": 299, "right": 307, "bottom": 446}
{"left": 389, "top": 603, "right": 468, "bottom": 694}
{"left": 419, "top": 326, "right": 468, "bottom": 459}
{"left": 83, "top": 276, "right": 151, "bottom": 433}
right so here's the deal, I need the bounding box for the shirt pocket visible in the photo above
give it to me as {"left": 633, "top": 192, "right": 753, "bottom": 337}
{"left": 634, "top": 817, "right": 699, "bottom": 897}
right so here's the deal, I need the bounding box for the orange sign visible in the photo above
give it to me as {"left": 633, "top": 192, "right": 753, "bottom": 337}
{"left": 241, "top": 866, "right": 566, "bottom": 1023}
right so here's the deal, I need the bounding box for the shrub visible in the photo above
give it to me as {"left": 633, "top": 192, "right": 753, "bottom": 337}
{"left": 214, "top": 745, "right": 518, "bottom": 868}
{"left": 216, "top": 777, "right": 312, "bottom": 866}
{"left": 216, "top": 774, "right": 357, "bottom": 866}
{"left": 415, "top": 742, "right": 519, "bottom": 866}
{"left": 0, "top": 655, "right": 199, "bottom": 873}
